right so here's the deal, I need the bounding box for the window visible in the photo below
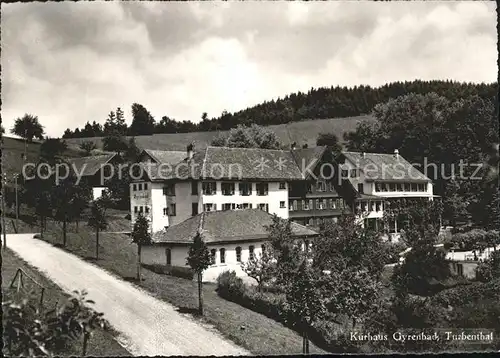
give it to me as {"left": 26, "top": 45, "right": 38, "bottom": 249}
{"left": 163, "top": 184, "right": 175, "bottom": 196}
{"left": 381, "top": 183, "right": 388, "bottom": 192}
{"left": 389, "top": 183, "right": 396, "bottom": 191}
{"left": 293, "top": 200, "right": 298, "bottom": 211}
{"left": 279, "top": 182, "right": 286, "bottom": 190}
{"left": 204, "top": 203, "right": 213, "bottom": 212}
{"left": 239, "top": 182, "right": 252, "bottom": 196}
{"left": 134, "top": 206, "right": 138, "bottom": 213}
{"left": 169, "top": 203, "right": 176, "bottom": 216}
{"left": 220, "top": 248, "right": 226, "bottom": 264}
{"left": 144, "top": 183, "right": 148, "bottom": 190}
{"left": 202, "top": 182, "right": 217, "bottom": 195}
{"left": 258, "top": 203, "right": 269, "bottom": 212}
{"left": 319, "top": 199, "right": 326, "bottom": 210}
{"left": 280, "top": 201, "right": 286, "bottom": 208}
{"left": 256, "top": 183, "right": 269, "bottom": 196}
{"left": 192, "top": 203, "right": 198, "bottom": 216}
{"left": 315, "top": 199, "right": 320, "bottom": 210}
{"left": 221, "top": 182, "right": 235, "bottom": 196}
{"left": 139, "top": 206, "right": 144, "bottom": 213}
{"left": 404, "top": 183, "right": 411, "bottom": 191}
{"left": 133, "top": 184, "right": 137, "bottom": 191}
{"left": 163, "top": 208, "right": 168, "bottom": 216}
{"left": 309, "top": 200, "right": 314, "bottom": 210}
{"left": 341, "top": 169, "right": 349, "bottom": 178}
{"left": 306, "top": 183, "right": 313, "bottom": 193}
{"left": 375, "top": 201, "right": 382, "bottom": 212}
{"left": 145, "top": 206, "right": 150, "bottom": 214}
{"left": 418, "top": 183, "right": 426, "bottom": 192}
{"left": 138, "top": 183, "right": 143, "bottom": 191}
{"left": 191, "top": 181, "right": 198, "bottom": 195}
{"left": 396, "top": 183, "right": 403, "bottom": 192}
{"left": 316, "top": 181, "right": 326, "bottom": 192}
{"left": 375, "top": 183, "right": 381, "bottom": 192}
{"left": 249, "top": 245, "right": 255, "bottom": 261}
{"left": 303, "top": 200, "right": 310, "bottom": 210}
{"left": 241, "top": 203, "right": 251, "bottom": 209}
{"left": 330, "top": 199, "right": 336, "bottom": 209}
{"left": 350, "top": 169, "right": 358, "bottom": 178}
{"left": 308, "top": 218, "right": 313, "bottom": 226}
{"left": 236, "top": 247, "right": 242, "bottom": 262}
{"left": 165, "top": 248, "right": 171, "bottom": 265}
{"left": 289, "top": 201, "right": 294, "bottom": 211}
{"left": 222, "top": 203, "right": 233, "bottom": 211}
{"left": 358, "top": 183, "right": 364, "bottom": 194}
{"left": 411, "top": 183, "right": 417, "bottom": 192}
{"left": 210, "top": 249, "right": 216, "bottom": 265}
{"left": 361, "top": 202, "right": 367, "bottom": 212}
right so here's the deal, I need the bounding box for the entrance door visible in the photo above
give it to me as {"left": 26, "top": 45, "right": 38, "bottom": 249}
{"left": 165, "top": 248, "right": 172, "bottom": 266}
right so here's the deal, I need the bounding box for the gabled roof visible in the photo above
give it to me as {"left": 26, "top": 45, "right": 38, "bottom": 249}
{"left": 65, "top": 153, "right": 117, "bottom": 177}
{"left": 142, "top": 149, "right": 186, "bottom": 166}
{"left": 342, "top": 151, "right": 431, "bottom": 182}
{"left": 152, "top": 209, "right": 318, "bottom": 244}
{"left": 291, "top": 146, "right": 327, "bottom": 175}
{"left": 146, "top": 146, "right": 306, "bottom": 181}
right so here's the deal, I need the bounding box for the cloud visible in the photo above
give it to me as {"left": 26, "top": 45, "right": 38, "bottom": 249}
{"left": 1, "top": 1, "right": 497, "bottom": 137}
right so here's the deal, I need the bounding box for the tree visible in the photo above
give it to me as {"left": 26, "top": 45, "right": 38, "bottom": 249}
{"left": 23, "top": 162, "right": 54, "bottom": 236}
{"left": 312, "top": 214, "right": 387, "bottom": 279}
{"left": 87, "top": 197, "right": 108, "bottom": 260}
{"left": 241, "top": 243, "right": 275, "bottom": 292}
{"left": 102, "top": 132, "right": 128, "bottom": 154}
{"left": 284, "top": 259, "right": 326, "bottom": 354}
{"left": 124, "top": 137, "right": 141, "bottom": 163}
{"left": 131, "top": 213, "right": 152, "bottom": 282}
{"left": 211, "top": 124, "right": 282, "bottom": 149}
{"left": 265, "top": 215, "right": 302, "bottom": 289}
{"left": 316, "top": 132, "right": 342, "bottom": 155}
{"left": 11, "top": 114, "right": 45, "bottom": 142}
{"left": 129, "top": 103, "right": 156, "bottom": 136}
{"left": 79, "top": 140, "right": 97, "bottom": 155}
{"left": 52, "top": 171, "right": 82, "bottom": 247}
{"left": 186, "top": 232, "right": 212, "bottom": 315}
{"left": 40, "top": 138, "right": 68, "bottom": 164}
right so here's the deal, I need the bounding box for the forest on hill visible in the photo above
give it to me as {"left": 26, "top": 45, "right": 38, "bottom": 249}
{"left": 61, "top": 80, "right": 496, "bottom": 138}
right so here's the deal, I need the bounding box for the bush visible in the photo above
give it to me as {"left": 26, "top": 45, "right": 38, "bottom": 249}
{"left": 142, "top": 264, "right": 194, "bottom": 280}
{"left": 216, "top": 271, "right": 246, "bottom": 299}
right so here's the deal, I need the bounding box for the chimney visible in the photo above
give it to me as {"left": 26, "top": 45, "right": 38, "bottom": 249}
{"left": 187, "top": 143, "right": 194, "bottom": 160}
{"left": 394, "top": 149, "right": 399, "bottom": 159}
{"left": 291, "top": 142, "right": 297, "bottom": 150}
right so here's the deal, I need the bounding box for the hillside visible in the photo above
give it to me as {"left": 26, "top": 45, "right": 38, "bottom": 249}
{"left": 1, "top": 136, "right": 82, "bottom": 183}
{"left": 65, "top": 115, "right": 375, "bottom": 151}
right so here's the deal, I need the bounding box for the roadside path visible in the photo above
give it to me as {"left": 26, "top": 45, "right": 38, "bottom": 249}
{"left": 6, "top": 234, "right": 250, "bottom": 356}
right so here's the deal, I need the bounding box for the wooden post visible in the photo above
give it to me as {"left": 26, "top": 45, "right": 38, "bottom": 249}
{"left": 14, "top": 174, "right": 19, "bottom": 229}
{"left": 1, "top": 177, "right": 7, "bottom": 249}
{"left": 82, "top": 331, "right": 89, "bottom": 356}
{"left": 39, "top": 288, "right": 45, "bottom": 309}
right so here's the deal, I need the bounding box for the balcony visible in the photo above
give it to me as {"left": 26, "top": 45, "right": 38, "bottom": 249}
{"left": 133, "top": 192, "right": 149, "bottom": 200}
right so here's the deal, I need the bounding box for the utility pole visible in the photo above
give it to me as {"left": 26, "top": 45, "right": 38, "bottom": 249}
{"left": 1, "top": 174, "right": 7, "bottom": 249}
{"left": 14, "top": 174, "right": 19, "bottom": 228}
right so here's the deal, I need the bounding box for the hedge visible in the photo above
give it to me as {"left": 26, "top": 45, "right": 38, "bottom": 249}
{"left": 215, "top": 271, "right": 362, "bottom": 353}
{"left": 142, "top": 264, "right": 194, "bottom": 280}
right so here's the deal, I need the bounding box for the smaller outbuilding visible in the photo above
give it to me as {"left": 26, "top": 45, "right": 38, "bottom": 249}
{"left": 141, "top": 208, "right": 318, "bottom": 282}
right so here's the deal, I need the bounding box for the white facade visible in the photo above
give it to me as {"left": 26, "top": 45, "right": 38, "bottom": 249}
{"left": 130, "top": 179, "right": 290, "bottom": 233}
{"left": 141, "top": 241, "right": 267, "bottom": 283}
{"left": 92, "top": 187, "right": 107, "bottom": 200}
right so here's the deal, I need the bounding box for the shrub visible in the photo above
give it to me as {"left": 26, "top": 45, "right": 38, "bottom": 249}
{"left": 142, "top": 264, "right": 193, "bottom": 280}
{"left": 216, "top": 271, "right": 246, "bottom": 299}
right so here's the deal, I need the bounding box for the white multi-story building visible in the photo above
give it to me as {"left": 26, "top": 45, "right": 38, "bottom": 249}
{"left": 338, "top": 149, "right": 435, "bottom": 240}
{"left": 130, "top": 146, "right": 305, "bottom": 233}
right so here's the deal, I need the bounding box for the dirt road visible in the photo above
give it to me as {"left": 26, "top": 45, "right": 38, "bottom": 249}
{"left": 5, "top": 234, "right": 250, "bottom": 356}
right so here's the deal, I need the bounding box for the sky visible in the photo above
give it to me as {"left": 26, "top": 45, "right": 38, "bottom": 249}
{"left": 1, "top": 1, "right": 497, "bottom": 138}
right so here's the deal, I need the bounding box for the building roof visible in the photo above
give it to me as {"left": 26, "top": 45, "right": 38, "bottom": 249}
{"left": 65, "top": 153, "right": 117, "bottom": 177}
{"left": 145, "top": 146, "right": 307, "bottom": 181}
{"left": 342, "top": 151, "right": 431, "bottom": 182}
{"left": 152, "top": 209, "right": 318, "bottom": 245}
{"left": 142, "top": 149, "right": 187, "bottom": 166}
{"left": 291, "top": 146, "right": 327, "bottom": 176}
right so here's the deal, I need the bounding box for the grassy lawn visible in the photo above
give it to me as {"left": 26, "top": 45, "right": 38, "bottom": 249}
{"left": 1, "top": 248, "right": 131, "bottom": 357}
{"left": 38, "top": 229, "right": 328, "bottom": 355}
